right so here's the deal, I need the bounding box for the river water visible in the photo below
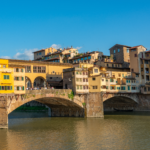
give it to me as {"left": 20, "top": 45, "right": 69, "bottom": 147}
{"left": 0, "top": 111, "right": 150, "bottom": 150}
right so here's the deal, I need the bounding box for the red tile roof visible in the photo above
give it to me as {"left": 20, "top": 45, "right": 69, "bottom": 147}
{"left": 145, "top": 50, "right": 150, "bottom": 53}
{"left": 33, "top": 49, "right": 45, "bottom": 53}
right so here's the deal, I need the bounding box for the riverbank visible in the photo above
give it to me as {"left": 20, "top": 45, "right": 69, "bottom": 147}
{"left": 15, "top": 106, "right": 48, "bottom": 111}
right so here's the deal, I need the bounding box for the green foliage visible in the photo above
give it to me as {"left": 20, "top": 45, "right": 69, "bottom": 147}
{"left": 68, "top": 91, "right": 74, "bottom": 100}
{"left": 32, "top": 95, "right": 35, "bottom": 97}
{"left": 82, "top": 102, "right": 86, "bottom": 106}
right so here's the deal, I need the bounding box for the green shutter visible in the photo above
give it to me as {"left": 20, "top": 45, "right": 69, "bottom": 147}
{"left": 129, "top": 80, "right": 130, "bottom": 83}
{"left": 126, "top": 80, "right": 128, "bottom": 83}
{"left": 7, "top": 75, "right": 9, "bottom": 79}
{"left": 23, "top": 86, "right": 24, "bottom": 90}
{"left": 22, "top": 77, "right": 24, "bottom": 81}
{"left": 114, "top": 86, "right": 116, "bottom": 90}
{"left": 5, "top": 86, "right": 7, "bottom": 90}
{"left": 11, "top": 86, "right": 12, "bottom": 90}
{"left": 110, "top": 86, "right": 112, "bottom": 90}
{"left": 0, "top": 86, "right": 1, "bottom": 90}
{"left": 128, "top": 86, "right": 130, "bottom": 90}
{"left": 4, "top": 75, "right": 6, "bottom": 79}
{"left": 22, "top": 69, "right": 23, "bottom": 72}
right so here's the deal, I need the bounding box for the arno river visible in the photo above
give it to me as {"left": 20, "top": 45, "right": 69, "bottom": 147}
{"left": 1, "top": 111, "right": 150, "bottom": 150}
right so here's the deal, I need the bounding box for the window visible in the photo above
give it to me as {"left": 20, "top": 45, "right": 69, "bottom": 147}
{"left": 77, "top": 86, "right": 79, "bottom": 89}
{"left": 145, "top": 60, "right": 149, "bottom": 64}
{"left": 102, "top": 79, "right": 104, "bottom": 81}
{"left": 93, "top": 86, "right": 97, "bottom": 89}
{"left": 26, "top": 66, "right": 31, "bottom": 73}
{"left": 16, "top": 68, "right": 19, "bottom": 72}
{"left": 135, "top": 54, "right": 137, "bottom": 57}
{"left": 94, "top": 69, "right": 98, "bottom": 73}
{"left": 4, "top": 75, "right": 9, "bottom": 80}
{"left": 88, "top": 56, "right": 91, "bottom": 59}
{"left": 42, "top": 67, "right": 46, "bottom": 73}
{"left": 141, "top": 68, "right": 143, "bottom": 71}
{"left": 86, "top": 78, "right": 88, "bottom": 82}
{"left": 39, "top": 52, "right": 42, "bottom": 55}
{"left": 38, "top": 67, "right": 41, "bottom": 73}
{"left": 118, "top": 49, "right": 120, "bottom": 52}
{"left": 22, "top": 77, "right": 24, "bottom": 81}
{"left": 144, "top": 87, "right": 147, "bottom": 92}
{"left": 76, "top": 72, "right": 78, "bottom": 74}
{"left": 131, "top": 69, "right": 134, "bottom": 72}
{"left": 21, "top": 68, "right": 24, "bottom": 72}
{"left": 92, "top": 78, "right": 95, "bottom": 80}
{"left": 148, "top": 87, "right": 150, "bottom": 91}
{"left": 33, "top": 66, "right": 37, "bottom": 73}
{"left": 118, "top": 73, "right": 121, "bottom": 77}
{"left": 121, "top": 86, "right": 126, "bottom": 90}
{"left": 122, "top": 74, "right": 124, "bottom": 77}
{"left": 114, "top": 50, "right": 116, "bottom": 53}
{"left": 128, "top": 86, "right": 130, "bottom": 90}
{"left": 127, "top": 48, "right": 129, "bottom": 53}
{"left": 80, "top": 86, "right": 82, "bottom": 89}
{"left": 132, "top": 86, "right": 136, "bottom": 90}
{"left": 110, "top": 78, "right": 114, "bottom": 82}
{"left": 3, "top": 65, "right": 6, "bottom": 68}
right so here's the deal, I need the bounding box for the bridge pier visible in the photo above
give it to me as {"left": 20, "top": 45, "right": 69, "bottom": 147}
{"left": 85, "top": 93, "right": 104, "bottom": 117}
{"left": 0, "top": 96, "right": 8, "bottom": 128}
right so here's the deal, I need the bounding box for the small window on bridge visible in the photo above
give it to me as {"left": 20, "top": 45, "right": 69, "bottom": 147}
{"left": 92, "top": 78, "right": 95, "bottom": 80}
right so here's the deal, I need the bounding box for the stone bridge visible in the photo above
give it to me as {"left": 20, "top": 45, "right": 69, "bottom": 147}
{"left": 1, "top": 90, "right": 150, "bottom": 128}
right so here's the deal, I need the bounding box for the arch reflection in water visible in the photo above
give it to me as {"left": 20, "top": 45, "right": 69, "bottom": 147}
{"left": 2, "top": 113, "right": 150, "bottom": 150}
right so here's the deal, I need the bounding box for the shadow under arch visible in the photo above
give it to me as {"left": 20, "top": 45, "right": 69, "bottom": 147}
{"left": 8, "top": 96, "right": 84, "bottom": 117}
{"left": 103, "top": 96, "right": 138, "bottom": 111}
{"left": 33, "top": 76, "right": 46, "bottom": 88}
{"left": 25, "top": 76, "right": 32, "bottom": 88}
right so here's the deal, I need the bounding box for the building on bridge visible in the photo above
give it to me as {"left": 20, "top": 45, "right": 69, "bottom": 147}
{"left": 0, "top": 59, "right": 14, "bottom": 95}
{"left": 9, "top": 64, "right": 25, "bottom": 94}
{"left": 7, "top": 59, "right": 72, "bottom": 89}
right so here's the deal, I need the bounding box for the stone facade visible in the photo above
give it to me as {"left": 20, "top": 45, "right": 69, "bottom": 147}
{"left": 109, "top": 44, "right": 131, "bottom": 68}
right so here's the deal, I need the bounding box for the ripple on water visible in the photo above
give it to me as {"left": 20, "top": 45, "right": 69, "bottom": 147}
{"left": 0, "top": 111, "right": 150, "bottom": 150}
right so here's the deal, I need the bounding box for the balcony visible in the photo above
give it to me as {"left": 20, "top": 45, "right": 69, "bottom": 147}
{"left": 76, "top": 89, "right": 89, "bottom": 93}
{"left": 76, "top": 82, "right": 89, "bottom": 85}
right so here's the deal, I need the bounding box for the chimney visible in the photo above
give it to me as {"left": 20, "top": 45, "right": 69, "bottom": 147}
{"left": 71, "top": 46, "right": 73, "bottom": 48}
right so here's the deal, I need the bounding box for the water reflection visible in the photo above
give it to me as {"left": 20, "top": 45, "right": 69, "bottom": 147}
{"left": 0, "top": 112, "right": 150, "bottom": 150}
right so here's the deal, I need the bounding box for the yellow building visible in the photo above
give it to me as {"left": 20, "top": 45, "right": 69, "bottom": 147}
{"left": 73, "top": 62, "right": 94, "bottom": 68}
{"left": 9, "top": 64, "right": 25, "bottom": 94}
{"left": 0, "top": 59, "right": 14, "bottom": 94}
{"left": 33, "top": 47, "right": 58, "bottom": 60}
{"left": 8, "top": 59, "right": 73, "bottom": 89}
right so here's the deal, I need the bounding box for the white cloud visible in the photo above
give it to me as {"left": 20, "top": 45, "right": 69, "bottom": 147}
{"left": 0, "top": 48, "right": 38, "bottom": 60}
{"left": 0, "top": 44, "right": 82, "bottom": 60}
{"left": 13, "top": 48, "right": 38, "bottom": 60}
{"left": 51, "top": 44, "right": 61, "bottom": 49}
{"left": 0, "top": 56, "right": 11, "bottom": 59}
{"left": 75, "top": 46, "right": 82, "bottom": 50}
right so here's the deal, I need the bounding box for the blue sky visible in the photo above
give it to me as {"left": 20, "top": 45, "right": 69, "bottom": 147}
{"left": 0, "top": 0, "right": 150, "bottom": 60}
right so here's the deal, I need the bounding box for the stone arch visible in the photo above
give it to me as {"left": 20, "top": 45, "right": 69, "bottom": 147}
{"left": 102, "top": 93, "right": 139, "bottom": 103}
{"left": 7, "top": 89, "right": 84, "bottom": 117}
{"left": 25, "top": 76, "right": 32, "bottom": 88}
{"left": 103, "top": 94, "right": 139, "bottom": 111}
{"left": 33, "top": 76, "right": 46, "bottom": 88}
